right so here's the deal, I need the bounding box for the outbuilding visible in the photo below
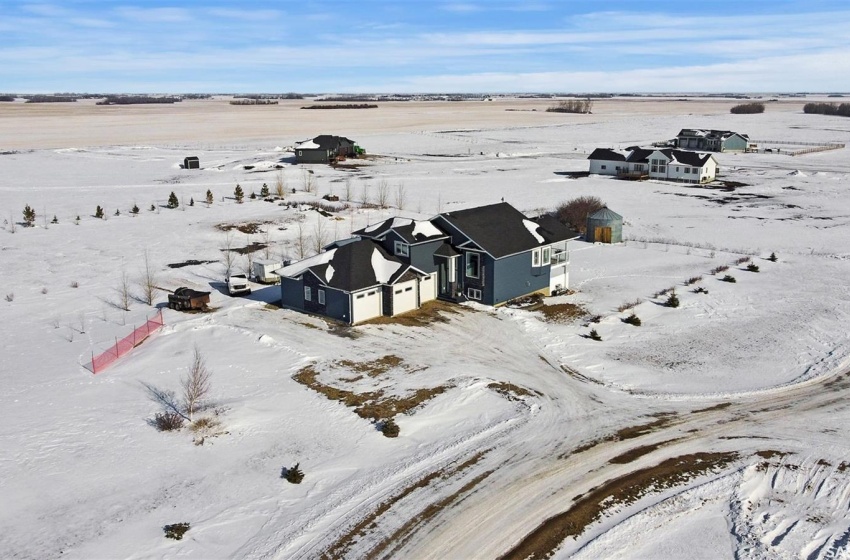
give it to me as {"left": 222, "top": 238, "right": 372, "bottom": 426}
{"left": 586, "top": 207, "right": 623, "bottom": 244}
{"left": 183, "top": 156, "right": 200, "bottom": 169}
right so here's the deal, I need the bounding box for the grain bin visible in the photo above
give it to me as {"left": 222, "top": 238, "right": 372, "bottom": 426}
{"left": 586, "top": 207, "right": 623, "bottom": 243}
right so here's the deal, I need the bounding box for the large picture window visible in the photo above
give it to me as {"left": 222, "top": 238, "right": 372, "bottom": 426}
{"left": 394, "top": 241, "right": 409, "bottom": 257}
{"left": 466, "top": 252, "right": 480, "bottom": 278}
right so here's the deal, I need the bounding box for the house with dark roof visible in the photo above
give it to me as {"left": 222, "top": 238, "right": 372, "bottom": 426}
{"left": 675, "top": 129, "right": 750, "bottom": 152}
{"left": 588, "top": 147, "right": 718, "bottom": 183}
{"left": 276, "top": 202, "right": 580, "bottom": 323}
{"left": 294, "top": 135, "right": 358, "bottom": 164}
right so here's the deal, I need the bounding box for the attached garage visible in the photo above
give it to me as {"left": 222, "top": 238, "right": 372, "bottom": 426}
{"left": 352, "top": 288, "right": 382, "bottom": 323}
{"left": 419, "top": 273, "right": 437, "bottom": 302}
{"left": 391, "top": 279, "right": 419, "bottom": 315}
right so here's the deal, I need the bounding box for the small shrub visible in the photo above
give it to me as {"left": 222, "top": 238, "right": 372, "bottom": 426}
{"left": 249, "top": 191, "right": 257, "bottom": 200}
{"left": 5, "top": 293, "right": 14, "bottom": 302}
{"left": 652, "top": 287, "right": 675, "bottom": 299}
{"left": 746, "top": 263, "right": 760, "bottom": 272}
{"left": 206, "top": 189, "right": 214, "bottom": 205}
{"left": 684, "top": 276, "right": 702, "bottom": 286}
{"left": 730, "top": 102, "right": 765, "bottom": 114}
{"left": 190, "top": 416, "right": 220, "bottom": 432}
{"left": 553, "top": 195, "right": 605, "bottom": 234}
{"left": 283, "top": 463, "right": 304, "bottom": 484}
{"left": 623, "top": 314, "right": 641, "bottom": 326}
{"left": 767, "top": 252, "right": 778, "bottom": 262}
{"left": 51, "top": 215, "right": 58, "bottom": 224}
{"left": 75, "top": 215, "right": 81, "bottom": 224}
{"left": 114, "top": 208, "right": 120, "bottom": 216}
{"left": 381, "top": 418, "right": 400, "bottom": 438}
{"left": 22, "top": 204, "right": 35, "bottom": 227}
{"left": 733, "top": 256, "right": 751, "bottom": 265}
{"left": 41, "top": 287, "right": 48, "bottom": 294}
{"left": 693, "top": 286, "right": 709, "bottom": 294}
{"left": 167, "top": 192, "right": 179, "bottom": 209}
{"left": 189, "top": 197, "right": 194, "bottom": 207}
{"left": 163, "top": 523, "right": 190, "bottom": 540}
{"left": 721, "top": 275, "right": 737, "bottom": 283}
{"left": 617, "top": 299, "right": 642, "bottom": 312}
{"left": 131, "top": 204, "right": 139, "bottom": 215}
{"left": 94, "top": 205, "right": 104, "bottom": 219}
{"left": 589, "top": 328, "right": 602, "bottom": 341}
{"left": 260, "top": 183, "right": 270, "bottom": 197}
{"left": 665, "top": 291, "right": 680, "bottom": 308}
{"left": 585, "top": 315, "right": 602, "bottom": 325}
{"left": 150, "top": 204, "right": 156, "bottom": 212}
{"left": 711, "top": 265, "right": 729, "bottom": 274}
{"left": 70, "top": 281, "right": 79, "bottom": 288}
{"left": 154, "top": 411, "right": 184, "bottom": 431}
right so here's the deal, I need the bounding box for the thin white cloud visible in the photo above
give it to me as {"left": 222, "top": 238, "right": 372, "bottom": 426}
{"left": 113, "top": 7, "right": 192, "bottom": 23}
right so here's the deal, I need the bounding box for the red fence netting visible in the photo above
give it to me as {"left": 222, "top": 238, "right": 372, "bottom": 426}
{"left": 88, "top": 309, "right": 164, "bottom": 374}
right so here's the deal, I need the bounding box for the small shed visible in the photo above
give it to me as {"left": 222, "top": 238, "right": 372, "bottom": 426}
{"left": 586, "top": 207, "right": 623, "bottom": 244}
{"left": 183, "top": 156, "right": 200, "bottom": 169}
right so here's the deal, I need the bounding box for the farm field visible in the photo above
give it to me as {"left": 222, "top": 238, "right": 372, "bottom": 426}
{"left": 1, "top": 96, "right": 850, "bottom": 559}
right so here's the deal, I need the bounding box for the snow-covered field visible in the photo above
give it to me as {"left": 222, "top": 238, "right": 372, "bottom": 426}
{"left": 1, "top": 97, "right": 850, "bottom": 559}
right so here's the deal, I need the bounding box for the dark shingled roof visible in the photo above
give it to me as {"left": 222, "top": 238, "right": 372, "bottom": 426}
{"left": 308, "top": 239, "right": 400, "bottom": 292}
{"left": 354, "top": 218, "right": 447, "bottom": 244}
{"left": 313, "top": 134, "right": 355, "bottom": 150}
{"left": 436, "top": 202, "right": 553, "bottom": 259}
{"left": 587, "top": 148, "right": 626, "bottom": 161}
{"left": 532, "top": 214, "right": 581, "bottom": 243}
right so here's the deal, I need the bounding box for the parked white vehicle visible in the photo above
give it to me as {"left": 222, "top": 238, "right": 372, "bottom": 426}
{"left": 226, "top": 273, "right": 251, "bottom": 296}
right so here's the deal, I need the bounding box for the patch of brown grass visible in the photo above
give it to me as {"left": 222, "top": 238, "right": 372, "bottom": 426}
{"left": 609, "top": 439, "right": 680, "bottom": 465}
{"left": 614, "top": 413, "right": 676, "bottom": 441}
{"left": 538, "top": 302, "right": 587, "bottom": 323}
{"left": 216, "top": 221, "right": 265, "bottom": 234}
{"left": 500, "top": 452, "right": 739, "bottom": 560}
{"left": 293, "top": 364, "right": 449, "bottom": 420}
{"left": 488, "top": 382, "right": 542, "bottom": 401}
{"left": 337, "top": 355, "right": 404, "bottom": 377}
{"left": 361, "top": 300, "right": 460, "bottom": 327}
{"left": 692, "top": 402, "right": 732, "bottom": 413}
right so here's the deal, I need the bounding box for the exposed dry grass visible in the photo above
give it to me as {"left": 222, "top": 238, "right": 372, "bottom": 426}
{"left": 609, "top": 439, "right": 681, "bottom": 465}
{"left": 692, "top": 402, "right": 732, "bottom": 413}
{"left": 215, "top": 221, "right": 265, "bottom": 235}
{"left": 500, "top": 452, "right": 740, "bottom": 560}
{"left": 361, "top": 300, "right": 461, "bottom": 327}
{"left": 337, "top": 355, "right": 404, "bottom": 377}
{"left": 488, "top": 382, "right": 542, "bottom": 401}
{"left": 293, "top": 362, "right": 450, "bottom": 420}
{"left": 617, "top": 299, "right": 642, "bottom": 312}
{"left": 538, "top": 302, "right": 587, "bottom": 323}
{"left": 613, "top": 413, "right": 677, "bottom": 441}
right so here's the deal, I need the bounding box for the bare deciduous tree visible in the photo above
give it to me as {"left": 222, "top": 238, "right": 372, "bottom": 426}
{"left": 311, "top": 215, "right": 329, "bottom": 255}
{"left": 302, "top": 169, "right": 316, "bottom": 194}
{"left": 117, "top": 270, "right": 131, "bottom": 311}
{"left": 275, "top": 172, "right": 286, "bottom": 199}
{"left": 295, "top": 222, "right": 307, "bottom": 259}
{"left": 343, "top": 178, "right": 352, "bottom": 202}
{"left": 222, "top": 232, "right": 236, "bottom": 278}
{"left": 182, "top": 346, "right": 212, "bottom": 421}
{"left": 244, "top": 251, "right": 255, "bottom": 278}
{"left": 139, "top": 250, "right": 158, "bottom": 306}
{"left": 360, "top": 181, "right": 371, "bottom": 205}
{"left": 262, "top": 229, "right": 272, "bottom": 259}
{"left": 376, "top": 179, "right": 389, "bottom": 209}
{"left": 395, "top": 182, "right": 406, "bottom": 210}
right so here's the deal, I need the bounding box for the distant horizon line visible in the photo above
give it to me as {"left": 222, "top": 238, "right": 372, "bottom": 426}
{"left": 4, "top": 92, "right": 849, "bottom": 97}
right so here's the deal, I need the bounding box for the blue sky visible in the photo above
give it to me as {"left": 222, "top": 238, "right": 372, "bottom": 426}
{"left": 2, "top": 0, "right": 849, "bottom": 93}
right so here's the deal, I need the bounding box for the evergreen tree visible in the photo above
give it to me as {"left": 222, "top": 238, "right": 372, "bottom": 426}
{"left": 22, "top": 204, "right": 35, "bottom": 227}
{"left": 767, "top": 252, "right": 778, "bottom": 262}
{"left": 189, "top": 197, "right": 194, "bottom": 206}
{"left": 665, "top": 291, "right": 680, "bottom": 308}
{"left": 381, "top": 418, "right": 400, "bottom": 438}
{"left": 234, "top": 184, "right": 244, "bottom": 203}
{"left": 131, "top": 204, "right": 140, "bottom": 215}
{"left": 206, "top": 189, "right": 213, "bottom": 205}
{"left": 114, "top": 208, "right": 120, "bottom": 216}
{"left": 150, "top": 204, "right": 156, "bottom": 212}
{"left": 167, "top": 191, "right": 179, "bottom": 209}
{"left": 51, "top": 215, "right": 58, "bottom": 224}
{"left": 589, "top": 328, "right": 602, "bottom": 341}
{"left": 260, "top": 183, "right": 270, "bottom": 197}
{"left": 95, "top": 206, "right": 104, "bottom": 219}
{"left": 249, "top": 191, "right": 257, "bottom": 200}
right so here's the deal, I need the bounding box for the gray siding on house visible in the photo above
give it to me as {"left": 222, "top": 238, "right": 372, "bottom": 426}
{"left": 280, "top": 277, "right": 305, "bottom": 309}
{"left": 325, "top": 289, "right": 350, "bottom": 323}
{"left": 381, "top": 231, "right": 444, "bottom": 274}
{"left": 296, "top": 149, "right": 331, "bottom": 163}
{"left": 722, "top": 135, "right": 748, "bottom": 152}
{"left": 492, "top": 251, "right": 548, "bottom": 305}
{"left": 458, "top": 253, "right": 495, "bottom": 304}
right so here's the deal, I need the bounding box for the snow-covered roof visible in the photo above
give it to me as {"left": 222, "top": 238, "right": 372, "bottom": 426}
{"left": 522, "top": 219, "right": 545, "bottom": 244}
{"left": 370, "top": 247, "right": 402, "bottom": 283}
{"left": 275, "top": 249, "right": 337, "bottom": 278}
{"left": 295, "top": 139, "right": 321, "bottom": 149}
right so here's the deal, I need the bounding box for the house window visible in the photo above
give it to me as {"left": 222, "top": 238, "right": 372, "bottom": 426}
{"left": 394, "top": 241, "right": 409, "bottom": 257}
{"left": 601, "top": 165, "right": 607, "bottom": 170}
{"left": 298, "top": 150, "right": 302, "bottom": 156}
{"left": 532, "top": 249, "right": 541, "bottom": 267}
{"left": 304, "top": 286, "right": 312, "bottom": 301}
{"left": 466, "top": 252, "right": 480, "bottom": 278}
{"left": 318, "top": 289, "right": 325, "bottom": 305}
{"left": 467, "top": 288, "right": 482, "bottom": 300}
{"left": 541, "top": 246, "right": 551, "bottom": 266}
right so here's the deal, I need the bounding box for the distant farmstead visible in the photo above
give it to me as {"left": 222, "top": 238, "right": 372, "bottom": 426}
{"left": 295, "top": 135, "right": 359, "bottom": 164}
{"left": 675, "top": 129, "right": 751, "bottom": 152}
{"left": 588, "top": 147, "right": 718, "bottom": 184}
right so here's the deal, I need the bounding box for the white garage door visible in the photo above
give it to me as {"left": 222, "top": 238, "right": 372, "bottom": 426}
{"left": 352, "top": 288, "right": 382, "bottom": 322}
{"left": 392, "top": 280, "right": 418, "bottom": 315}
{"left": 420, "top": 273, "right": 437, "bottom": 302}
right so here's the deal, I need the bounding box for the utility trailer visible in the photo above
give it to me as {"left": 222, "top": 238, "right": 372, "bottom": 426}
{"left": 168, "top": 287, "right": 211, "bottom": 311}
{"left": 252, "top": 259, "right": 283, "bottom": 284}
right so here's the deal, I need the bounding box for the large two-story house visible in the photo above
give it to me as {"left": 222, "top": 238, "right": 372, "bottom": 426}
{"left": 675, "top": 129, "right": 750, "bottom": 152}
{"left": 276, "top": 202, "right": 580, "bottom": 324}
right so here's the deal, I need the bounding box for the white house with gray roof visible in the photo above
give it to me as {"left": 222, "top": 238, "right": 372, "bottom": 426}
{"left": 588, "top": 147, "right": 718, "bottom": 184}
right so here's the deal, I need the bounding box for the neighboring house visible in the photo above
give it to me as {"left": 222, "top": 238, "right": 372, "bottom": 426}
{"left": 294, "top": 135, "right": 357, "bottom": 163}
{"left": 277, "top": 202, "right": 580, "bottom": 324}
{"left": 675, "top": 129, "right": 751, "bottom": 152}
{"left": 588, "top": 147, "right": 718, "bottom": 184}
